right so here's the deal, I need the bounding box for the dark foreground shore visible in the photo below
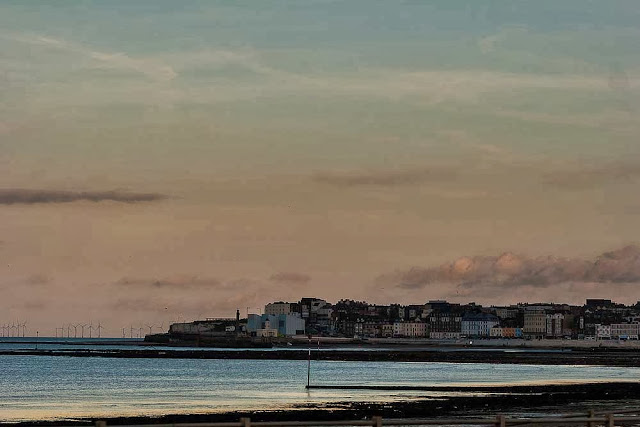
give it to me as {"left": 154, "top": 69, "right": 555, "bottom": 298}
{"left": 3, "top": 347, "right": 640, "bottom": 366}
{"left": 20, "top": 382, "right": 640, "bottom": 426}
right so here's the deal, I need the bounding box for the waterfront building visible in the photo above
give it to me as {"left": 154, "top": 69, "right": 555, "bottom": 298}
{"left": 393, "top": 321, "right": 428, "bottom": 338}
{"left": 461, "top": 313, "right": 499, "bottom": 337}
{"left": 524, "top": 309, "right": 547, "bottom": 337}
{"left": 362, "top": 322, "right": 381, "bottom": 337}
{"left": 610, "top": 323, "right": 640, "bottom": 339}
{"left": 502, "top": 327, "right": 523, "bottom": 338}
{"left": 595, "top": 324, "right": 612, "bottom": 339}
{"left": 546, "top": 313, "right": 565, "bottom": 337}
{"left": 381, "top": 323, "right": 394, "bottom": 338}
{"left": 429, "top": 313, "right": 462, "bottom": 339}
{"left": 247, "top": 313, "right": 305, "bottom": 337}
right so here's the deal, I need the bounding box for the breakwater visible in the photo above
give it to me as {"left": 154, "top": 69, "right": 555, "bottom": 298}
{"left": 2, "top": 347, "right": 640, "bottom": 366}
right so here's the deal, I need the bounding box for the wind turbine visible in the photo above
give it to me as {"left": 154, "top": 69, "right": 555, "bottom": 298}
{"left": 96, "top": 323, "right": 103, "bottom": 338}
{"left": 71, "top": 324, "right": 79, "bottom": 338}
{"left": 145, "top": 322, "right": 163, "bottom": 336}
{"left": 20, "top": 321, "right": 27, "bottom": 337}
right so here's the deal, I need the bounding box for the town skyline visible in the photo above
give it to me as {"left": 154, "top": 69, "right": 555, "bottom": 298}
{"left": 162, "top": 297, "right": 640, "bottom": 342}
{"left": 3, "top": 294, "right": 639, "bottom": 339}
{"left": 2, "top": 243, "right": 640, "bottom": 336}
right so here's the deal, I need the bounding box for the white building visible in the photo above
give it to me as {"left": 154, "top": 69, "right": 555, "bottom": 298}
{"left": 595, "top": 324, "right": 611, "bottom": 339}
{"left": 610, "top": 323, "right": 640, "bottom": 339}
{"left": 461, "top": 313, "right": 499, "bottom": 337}
{"left": 546, "top": 313, "right": 565, "bottom": 337}
{"left": 247, "top": 313, "right": 305, "bottom": 337}
{"left": 393, "top": 321, "right": 428, "bottom": 338}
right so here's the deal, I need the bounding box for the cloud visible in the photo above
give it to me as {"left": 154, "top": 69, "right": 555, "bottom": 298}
{"left": 25, "top": 274, "right": 51, "bottom": 286}
{"left": 544, "top": 163, "right": 640, "bottom": 190}
{"left": 117, "top": 276, "right": 222, "bottom": 289}
{"left": 269, "top": 272, "right": 311, "bottom": 285}
{"left": 7, "top": 33, "right": 177, "bottom": 82}
{"left": 313, "top": 166, "right": 457, "bottom": 187}
{"left": 377, "top": 245, "right": 640, "bottom": 290}
{"left": 108, "top": 281, "right": 267, "bottom": 316}
{"left": 0, "top": 189, "right": 166, "bottom": 205}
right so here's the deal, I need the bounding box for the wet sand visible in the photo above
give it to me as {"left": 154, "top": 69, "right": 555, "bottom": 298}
{"left": 19, "top": 382, "right": 640, "bottom": 426}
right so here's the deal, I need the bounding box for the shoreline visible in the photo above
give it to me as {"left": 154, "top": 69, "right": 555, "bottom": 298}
{"left": 5, "top": 337, "right": 640, "bottom": 351}
{"left": 16, "top": 382, "right": 640, "bottom": 426}
{"left": 2, "top": 347, "right": 640, "bottom": 366}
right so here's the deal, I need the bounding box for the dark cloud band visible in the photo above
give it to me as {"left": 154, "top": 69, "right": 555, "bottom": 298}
{"left": 269, "top": 272, "right": 311, "bottom": 285}
{"left": 313, "top": 167, "right": 456, "bottom": 187}
{"left": 0, "top": 189, "right": 166, "bottom": 205}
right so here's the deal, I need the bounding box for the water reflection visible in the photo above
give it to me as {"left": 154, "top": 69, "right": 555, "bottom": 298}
{"left": 0, "top": 356, "right": 638, "bottom": 422}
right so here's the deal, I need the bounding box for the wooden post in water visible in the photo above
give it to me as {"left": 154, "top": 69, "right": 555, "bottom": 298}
{"left": 372, "top": 415, "right": 383, "bottom": 427}
{"left": 306, "top": 334, "right": 312, "bottom": 388}
{"left": 240, "top": 417, "right": 251, "bottom": 427}
{"left": 496, "top": 414, "right": 506, "bottom": 427}
{"left": 95, "top": 421, "right": 107, "bottom": 427}
{"left": 588, "top": 409, "right": 596, "bottom": 427}
{"left": 606, "top": 413, "right": 615, "bottom": 427}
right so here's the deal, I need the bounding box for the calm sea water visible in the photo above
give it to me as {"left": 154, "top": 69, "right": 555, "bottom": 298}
{"left": 1, "top": 355, "right": 639, "bottom": 422}
{"left": 0, "top": 337, "right": 569, "bottom": 353}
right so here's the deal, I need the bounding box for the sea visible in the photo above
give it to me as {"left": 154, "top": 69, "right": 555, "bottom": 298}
{"left": 1, "top": 338, "right": 639, "bottom": 422}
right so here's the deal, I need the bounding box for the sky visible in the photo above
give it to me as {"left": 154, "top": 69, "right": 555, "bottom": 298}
{"left": 1, "top": 1, "right": 640, "bottom": 336}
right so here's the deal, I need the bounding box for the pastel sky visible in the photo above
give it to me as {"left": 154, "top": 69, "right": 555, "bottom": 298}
{"left": 2, "top": 1, "right": 640, "bottom": 336}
